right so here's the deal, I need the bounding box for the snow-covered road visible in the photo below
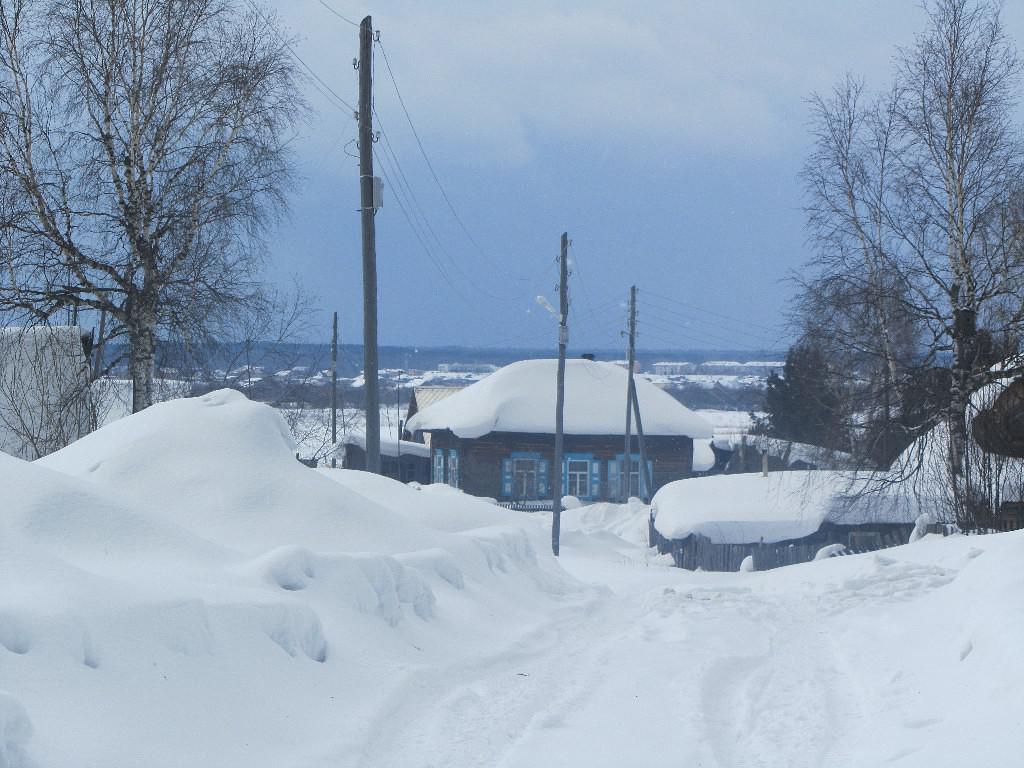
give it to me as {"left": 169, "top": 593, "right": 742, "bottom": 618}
{"left": 344, "top": 515, "right": 1023, "bottom": 768}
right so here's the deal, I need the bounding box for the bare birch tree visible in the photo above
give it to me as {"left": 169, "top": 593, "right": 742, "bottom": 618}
{"left": 802, "top": 0, "right": 1024, "bottom": 525}
{"left": 0, "top": 0, "right": 305, "bottom": 411}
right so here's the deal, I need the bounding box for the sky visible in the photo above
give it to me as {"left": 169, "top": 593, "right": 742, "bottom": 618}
{"left": 264, "top": 1, "right": 1024, "bottom": 353}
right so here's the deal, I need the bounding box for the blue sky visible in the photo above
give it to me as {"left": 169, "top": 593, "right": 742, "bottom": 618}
{"left": 265, "top": 1, "right": 1024, "bottom": 352}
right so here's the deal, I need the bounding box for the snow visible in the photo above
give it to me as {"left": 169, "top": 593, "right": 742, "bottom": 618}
{"left": 406, "top": 358, "right": 713, "bottom": 439}
{"left": 692, "top": 439, "right": 716, "bottom": 472}
{"left": 6, "top": 389, "right": 575, "bottom": 767}
{"left": 651, "top": 471, "right": 927, "bottom": 544}
{"left": 4, "top": 390, "right": 1024, "bottom": 766}
{"left": 338, "top": 430, "right": 431, "bottom": 458}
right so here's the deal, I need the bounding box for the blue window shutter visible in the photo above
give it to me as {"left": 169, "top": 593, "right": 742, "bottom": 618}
{"left": 561, "top": 459, "right": 569, "bottom": 497}
{"left": 590, "top": 461, "right": 601, "bottom": 499}
{"left": 433, "top": 449, "right": 444, "bottom": 483}
{"left": 538, "top": 459, "right": 550, "bottom": 498}
{"left": 501, "top": 458, "right": 513, "bottom": 497}
{"left": 608, "top": 459, "right": 620, "bottom": 500}
{"left": 645, "top": 460, "right": 653, "bottom": 497}
{"left": 448, "top": 449, "right": 459, "bottom": 488}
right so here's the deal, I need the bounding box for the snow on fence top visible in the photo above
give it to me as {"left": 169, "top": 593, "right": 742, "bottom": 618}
{"left": 405, "top": 358, "right": 714, "bottom": 440}
{"left": 651, "top": 471, "right": 927, "bottom": 545}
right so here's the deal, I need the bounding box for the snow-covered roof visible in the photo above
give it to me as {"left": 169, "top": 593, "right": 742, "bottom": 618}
{"left": 651, "top": 471, "right": 927, "bottom": 544}
{"left": 339, "top": 431, "right": 430, "bottom": 459}
{"left": 405, "top": 359, "right": 713, "bottom": 440}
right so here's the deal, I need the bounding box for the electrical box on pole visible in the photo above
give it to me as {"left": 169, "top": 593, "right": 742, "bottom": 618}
{"left": 372, "top": 176, "right": 383, "bottom": 210}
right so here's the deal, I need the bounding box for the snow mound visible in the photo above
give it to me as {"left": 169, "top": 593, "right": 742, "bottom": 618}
{"left": 2, "top": 390, "right": 578, "bottom": 767}
{"left": 560, "top": 499, "right": 652, "bottom": 548}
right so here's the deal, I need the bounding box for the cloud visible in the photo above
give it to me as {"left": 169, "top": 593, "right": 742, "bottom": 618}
{"left": 274, "top": 0, "right": 930, "bottom": 167}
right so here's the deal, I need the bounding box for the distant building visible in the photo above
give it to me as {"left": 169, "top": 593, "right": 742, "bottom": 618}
{"left": 437, "top": 362, "right": 498, "bottom": 374}
{"left": 406, "top": 359, "right": 714, "bottom": 504}
{"left": 652, "top": 362, "right": 697, "bottom": 375}
{"left": 698, "top": 361, "right": 784, "bottom": 377}
{"left": 0, "top": 325, "right": 93, "bottom": 460}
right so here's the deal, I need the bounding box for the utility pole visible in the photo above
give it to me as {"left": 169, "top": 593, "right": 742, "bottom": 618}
{"left": 331, "top": 311, "right": 338, "bottom": 469}
{"left": 626, "top": 287, "right": 653, "bottom": 500}
{"left": 629, "top": 378, "right": 653, "bottom": 501}
{"left": 358, "top": 16, "right": 380, "bottom": 474}
{"left": 623, "top": 285, "right": 637, "bottom": 502}
{"left": 552, "top": 231, "right": 569, "bottom": 557}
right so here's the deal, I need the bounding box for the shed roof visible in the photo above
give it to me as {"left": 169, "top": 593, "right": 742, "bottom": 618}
{"left": 651, "top": 471, "right": 926, "bottom": 545}
{"left": 405, "top": 358, "right": 713, "bottom": 440}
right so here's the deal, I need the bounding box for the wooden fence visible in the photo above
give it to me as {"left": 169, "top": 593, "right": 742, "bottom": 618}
{"left": 649, "top": 515, "right": 914, "bottom": 572}
{"left": 498, "top": 500, "right": 554, "bottom": 512}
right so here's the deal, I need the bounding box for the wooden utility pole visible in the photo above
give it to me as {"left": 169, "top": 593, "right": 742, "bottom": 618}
{"left": 331, "top": 311, "right": 338, "bottom": 469}
{"left": 358, "top": 16, "right": 380, "bottom": 474}
{"left": 627, "top": 287, "right": 653, "bottom": 500}
{"left": 552, "top": 231, "right": 569, "bottom": 557}
{"left": 623, "top": 285, "right": 637, "bottom": 501}
{"left": 629, "top": 377, "right": 653, "bottom": 501}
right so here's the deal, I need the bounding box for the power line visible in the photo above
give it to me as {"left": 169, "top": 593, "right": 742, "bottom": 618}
{"left": 643, "top": 288, "right": 782, "bottom": 335}
{"left": 318, "top": 0, "right": 360, "bottom": 27}
{"left": 372, "top": 114, "right": 516, "bottom": 303}
{"left": 374, "top": 39, "right": 510, "bottom": 277}
{"left": 244, "top": 0, "right": 357, "bottom": 115}
{"left": 640, "top": 306, "right": 776, "bottom": 350}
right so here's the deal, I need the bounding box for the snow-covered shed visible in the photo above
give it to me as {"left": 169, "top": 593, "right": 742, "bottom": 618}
{"left": 404, "top": 358, "right": 714, "bottom": 503}
{"left": 338, "top": 430, "right": 431, "bottom": 483}
{"left": 650, "top": 471, "right": 926, "bottom": 571}
{"left": 0, "top": 325, "right": 93, "bottom": 460}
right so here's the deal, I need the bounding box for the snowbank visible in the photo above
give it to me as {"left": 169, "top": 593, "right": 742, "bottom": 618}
{"left": 406, "top": 358, "right": 713, "bottom": 439}
{"left": 2, "top": 389, "right": 577, "bottom": 767}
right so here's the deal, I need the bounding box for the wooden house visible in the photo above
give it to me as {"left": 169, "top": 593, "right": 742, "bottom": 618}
{"left": 404, "top": 359, "right": 714, "bottom": 503}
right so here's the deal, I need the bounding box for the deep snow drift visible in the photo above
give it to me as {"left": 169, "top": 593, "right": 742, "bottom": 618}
{"left": 2, "top": 390, "right": 578, "bottom": 768}
{"left": 3, "top": 390, "right": 1024, "bottom": 767}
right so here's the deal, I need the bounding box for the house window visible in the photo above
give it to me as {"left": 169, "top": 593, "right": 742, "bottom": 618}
{"left": 513, "top": 457, "right": 538, "bottom": 498}
{"left": 612, "top": 453, "right": 653, "bottom": 500}
{"left": 501, "top": 452, "right": 549, "bottom": 499}
{"left": 566, "top": 459, "right": 589, "bottom": 498}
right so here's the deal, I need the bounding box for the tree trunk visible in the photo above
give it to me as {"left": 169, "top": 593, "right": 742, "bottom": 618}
{"left": 948, "top": 306, "right": 977, "bottom": 526}
{"left": 129, "top": 309, "right": 157, "bottom": 413}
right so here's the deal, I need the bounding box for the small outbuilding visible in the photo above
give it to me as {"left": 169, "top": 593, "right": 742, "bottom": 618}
{"left": 405, "top": 358, "right": 714, "bottom": 504}
{"left": 649, "top": 471, "right": 925, "bottom": 571}
{"left": 338, "top": 432, "right": 431, "bottom": 484}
